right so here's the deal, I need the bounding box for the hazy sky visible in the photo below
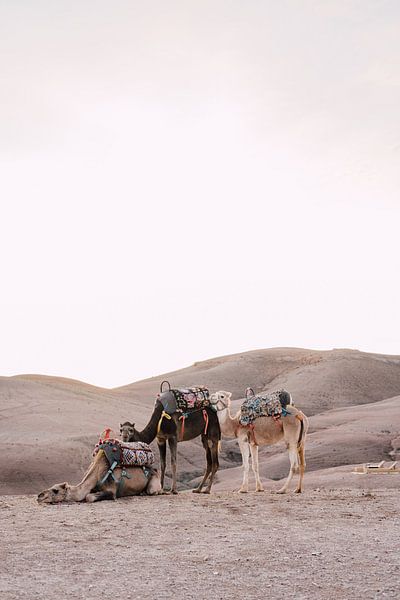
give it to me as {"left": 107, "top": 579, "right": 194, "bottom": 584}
{"left": 1, "top": 1, "right": 399, "bottom": 387}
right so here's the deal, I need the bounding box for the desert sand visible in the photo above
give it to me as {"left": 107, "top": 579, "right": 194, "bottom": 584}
{"left": 1, "top": 348, "right": 400, "bottom": 599}
{"left": 2, "top": 489, "right": 399, "bottom": 599}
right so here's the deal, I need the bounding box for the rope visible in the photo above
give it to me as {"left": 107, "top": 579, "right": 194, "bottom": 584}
{"left": 202, "top": 409, "right": 209, "bottom": 435}
{"left": 157, "top": 410, "right": 172, "bottom": 435}
{"left": 179, "top": 414, "right": 186, "bottom": 440}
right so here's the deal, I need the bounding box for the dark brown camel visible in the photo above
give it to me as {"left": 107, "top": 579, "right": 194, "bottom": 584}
{"left": 120, "top": 395, "right": 220, "bottom": 494}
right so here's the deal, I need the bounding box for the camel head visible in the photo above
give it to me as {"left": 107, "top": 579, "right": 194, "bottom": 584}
{"left": 120, "top": 421, "right": 136, "bottom": 442}
{"left": 209, "top": 391, "right": 232, "bottom": 411}
{"left": 37, "top": 482, "right": 70, "bottom": 504}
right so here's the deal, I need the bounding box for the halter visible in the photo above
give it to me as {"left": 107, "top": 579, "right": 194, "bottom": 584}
{"left": 210, "top": 395, "right": 229, "bottom": 411}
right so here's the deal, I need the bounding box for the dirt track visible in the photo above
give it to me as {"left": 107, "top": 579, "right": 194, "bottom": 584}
{"left": 1, "top": 488, "right": 399, "bottom": 600}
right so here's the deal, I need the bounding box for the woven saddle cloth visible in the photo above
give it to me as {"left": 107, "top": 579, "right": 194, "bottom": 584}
{"left": 159, "top": 386, "right": 211, "bottom": 414}
{"left": 93, "top": 439, "right": 154, "bottom": 467}
{"left": 239, "top": 390, "right": 290, "bottom": 426}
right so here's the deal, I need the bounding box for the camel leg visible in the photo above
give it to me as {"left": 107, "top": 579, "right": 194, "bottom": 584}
{"left": 193, "top": 437, "right": 212, "bottom": 493}
{"left": 238, "top": 438, "right": 250, "bottom": 493}
{"left": 146, "top": 473, "right": 162, "bottom": 496}
{"left": 294, "top": 443, "right": 306, "bottom": 494}
{"left": 277, "top": 444, "right": 299, "bottom": 494}
{"left": 85, "top": 490, "right": 115, "bottom": 503}
{"left": 249, "top": 444, "right": 264, "bottom": 492}
{"left": 204, "top": 440, "right": 219, "bottom": 494}
{"left": 168, "top": 436, "right": 178, "bottom": 494}
{"left": 158, "top": 440, "right": 167, "bottom": 492}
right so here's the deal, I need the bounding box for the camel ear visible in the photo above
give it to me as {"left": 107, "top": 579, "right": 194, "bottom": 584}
{"left": 59, "top": 482, "right": 67, "bottom": 489}
{"left": 227, "top": 392, "right": 232, "bottom": 399}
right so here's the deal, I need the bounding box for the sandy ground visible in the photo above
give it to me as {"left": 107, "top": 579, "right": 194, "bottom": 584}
{"left": 1, "top": 488, "right": 399, "bottom": 600}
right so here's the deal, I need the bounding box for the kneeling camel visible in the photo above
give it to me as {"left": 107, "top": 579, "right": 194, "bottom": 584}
{"left": 37, "top": 449, "right": 161, "bottom": 504}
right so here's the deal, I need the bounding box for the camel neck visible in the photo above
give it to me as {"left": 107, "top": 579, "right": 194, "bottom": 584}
{"left": 136, "top": 402, "right": 163, "bottom": 444}
{"left": 66, "top": 484, "right": 90, "bottom": 502}
{"left": 66, "top": 452, "right": 105, "bottom": 501}
{"left": 217, "top": 406, "right": 238, "bottom": 438}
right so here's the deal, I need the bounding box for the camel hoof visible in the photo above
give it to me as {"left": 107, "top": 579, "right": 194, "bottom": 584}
{"left": 276, "top": 488, "right": 287, "bottom": 495}
{"left": 203, "top": 489, "right": 211, "bottom": 495}
{"left": 294, "top": 488, "right": 302, "bottom": 494}
{"left": 85, "top": 494, "right": 96, "bottom": 503}
{"left": 256, "top": 488, "right": 265, "bottom": 493}
{"left": 238, "top": 488, "right": 248, "bottom": 494}
{"left": 171, "top": 490, "right": 178, "bottom": 495}
{"left": 192, "top": 488, "right": 201, "bottom": 494}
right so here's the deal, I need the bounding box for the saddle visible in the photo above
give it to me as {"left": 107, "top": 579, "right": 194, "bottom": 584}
{"left": 158, "top": 381, "right": 211, "bottom": 414}
{"left": 94, "top": 439, "right": 155, "bottom": 467}
{"left": 156, "top": 382, "right": 212, "bottom": 438}
{"left": 93, "top": 438, "right": 154, "bottom": 495}
{"left": 239, "top": 388, "right": 292, "bottom": 426}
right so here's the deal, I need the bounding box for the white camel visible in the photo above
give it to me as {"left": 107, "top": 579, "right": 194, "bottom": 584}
{"left": 210, "top": 391, "right": 308, "bottom": 493}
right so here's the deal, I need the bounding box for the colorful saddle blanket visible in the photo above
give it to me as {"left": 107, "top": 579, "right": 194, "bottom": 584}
{"left": 158, "top": 386, "right": 210, "bottom": 414}
{"left": 239, "top": 389, "right": 291, "bottom": 426}
{"left": 93, "top": 439, "right": 154, "bottom": 467}
{"left": 172, "top": 387, "right": 210, "bottom": 411}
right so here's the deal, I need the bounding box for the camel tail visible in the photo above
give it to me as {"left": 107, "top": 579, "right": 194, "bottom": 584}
{"left": 296, "top": 412, "right": 306, "bottom": 448}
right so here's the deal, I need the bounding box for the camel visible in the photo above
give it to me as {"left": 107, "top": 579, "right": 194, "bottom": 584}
{"left": 120, "top": 393, "right": 220, "bottom": 494}
{"left": 37, "top": 448, "right": 161, "bottom": 504}
{"left": 209, "top": 391, "right": 308, "bottom": 494}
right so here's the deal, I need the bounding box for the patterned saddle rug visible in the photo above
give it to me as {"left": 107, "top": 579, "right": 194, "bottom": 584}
{"left": 239, "top": 388, "right": 292, "bottom": 426}
{"left": 93, "top": 439, "right": 154, "bottom": 467}
{"left": 158, "top": 381, "right": 211, "bottom": 414}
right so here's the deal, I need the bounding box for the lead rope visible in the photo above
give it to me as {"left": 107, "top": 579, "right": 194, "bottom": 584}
{"left": 157, "top": 410, "right": 172, "bottom": 434}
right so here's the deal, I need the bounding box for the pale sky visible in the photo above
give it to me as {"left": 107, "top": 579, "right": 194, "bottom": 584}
{"left": 1, "top": 1, "right": 399, "bottom": 387}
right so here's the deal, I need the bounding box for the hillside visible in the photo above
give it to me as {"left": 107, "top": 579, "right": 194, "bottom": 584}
{"left": 1, "top": 347, "right": 400, "bottom": 494}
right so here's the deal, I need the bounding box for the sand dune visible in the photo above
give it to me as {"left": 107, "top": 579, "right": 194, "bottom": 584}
{"left": 1, "top": 348, "right": 400, "bottom": 494}
{"left": 115, "top": 347, "right": 400, "bottom": 414}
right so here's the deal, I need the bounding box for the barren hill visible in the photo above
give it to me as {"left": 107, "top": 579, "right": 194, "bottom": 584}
{"left": 1, "top": 347, "right": 400, "bottom": 494}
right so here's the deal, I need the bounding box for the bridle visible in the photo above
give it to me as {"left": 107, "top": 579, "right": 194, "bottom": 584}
{"left": 210, "top": 395, "right": 229, "bottom": 412}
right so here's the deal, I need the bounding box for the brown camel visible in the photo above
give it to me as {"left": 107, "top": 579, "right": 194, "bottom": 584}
{"left": 209, "top": 391, "right": 308, "bottom": 493}
{"left": 37, "top": 448, "right": 161, "bottom": 504}
{"left": 120, "top": 393, "right": 220, "bottom": 494}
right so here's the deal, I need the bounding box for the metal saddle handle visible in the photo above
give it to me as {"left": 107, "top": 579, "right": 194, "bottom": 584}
{"left": 245, "top": 387, "right": 256, "bottom": 399}
{"left": 160, "top": 380, "right": 171, "bottom": 393}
